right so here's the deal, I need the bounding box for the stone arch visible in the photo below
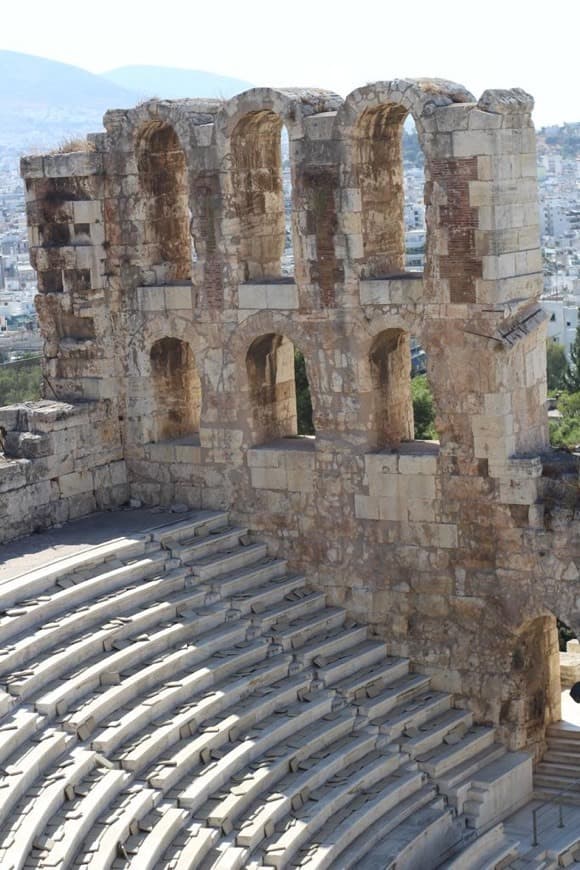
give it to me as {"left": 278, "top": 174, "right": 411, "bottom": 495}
{"left": 506, "top": 614, "right": 562, "bottom": 753}
{"left": 369, "top": 328, "right": 414, "bottom": 448}
{"left": 149, "top": 337, "right": 201, "bottom": 442}
{"left": 136, "top": 121, "right": 192, "bottom": 283}
{"left": 335, "top": 79, "right": 474, "bottom": 283}
{"left": 246, "top": 332, "right": 315, "bottom": 446}
{"left": 216, "top": 88, "right": 343, "bottom": 284}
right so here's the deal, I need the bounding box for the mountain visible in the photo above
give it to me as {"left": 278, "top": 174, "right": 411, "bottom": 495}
{"left": 102, "top": 65, "right": 253, "bottom": 100}
{"left": 0, "top": 51, "right": 253, "bottom": 151}
{"left": 0, "top": 50, "right": 138, "bottom": 148}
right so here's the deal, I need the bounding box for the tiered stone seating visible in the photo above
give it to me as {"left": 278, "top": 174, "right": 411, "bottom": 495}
{"left": 0, "top": 510, "right": 534, "bottom": 869}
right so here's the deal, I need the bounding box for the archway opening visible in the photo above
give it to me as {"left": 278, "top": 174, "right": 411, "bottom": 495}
{"left": 137, "top": 122, "right": 192, "bottom": 283}
{"left": 508, "top": 615, "right": 562, "bottom": 745}
{"left": 231, "top": 111, "right": 294, "bottom": 282}
{"left": 150, "top": 337, "right": 201, "bottom": 442}
{"left": 558, "top": 618, "right": 580, "bottom": 726}
{"left": 369, "top": 328, "right": 414, "bottom": 449}
{"left": 246, "top": 334, "right": 314, "bottom": 445}
{"left": 356, "top": 104, "right": 426, "bottom": 280}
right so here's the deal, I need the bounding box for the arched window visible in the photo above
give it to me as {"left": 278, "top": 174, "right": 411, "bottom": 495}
{"left": 137, "top": 123, "right": 192, "bottom": 283}
{"left": 246, "top": 334, "right": 314, "bottom": 445}
{"left": 150, "top": 338, "right": 201, "bottom": 442}
{"left": 231, "top": 112, "right": 294, "bottom": 281}
{"left": 356, "top": 104, "right": 425, "bottom": 280}
{"left": 369, "top": 329, "right": 414, "bottom": 448}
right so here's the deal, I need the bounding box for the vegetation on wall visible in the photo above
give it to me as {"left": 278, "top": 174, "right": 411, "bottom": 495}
{"left": 411, "top": 373, "right": 437, "bottom": 439}
{"left": 0, "top": 356, "right": 42, "bottom": 406}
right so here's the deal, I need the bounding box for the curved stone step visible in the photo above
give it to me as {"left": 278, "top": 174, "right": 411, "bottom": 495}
{"left": 303, "top": 784, "right": 441, "bottom": 870}
{"left": 0, "top": 562, "right": 188, "bottom": 677}
{"left": 262, "top": 761, "right": 422, "bottom": 869}
{"left": 189, "top": 544, "right": 269, "bottom": 581}
{"left": 35, "top": 767, "right": 130, "bottom": 868}
{"left": 202, "top": 708, "right": 357, "bottom": 832}
{"left": 0, "top": 552, "right": 169, "bottom": 651}
{"left": 117, "top": 655, "right": 292, "bottom": 774}
{"left": 211, "top": 558, "right": 288, "bottom": 599}
{"left": 175, "top": 526, "right": 249, "bottom": 563}
{"left": 235, "top": 727, "right": 379, "bottom": 852}
{"left": 33, "top": 604, "right": 244, "bottom": 718}
{"left": 177, "top": 692, "right": 336, "bottom": 813}
{"left": 0, "top": 747, "right": 96, "bottom": 870}
{"left": 90, "top": 638, "right": 271, "bottom": 756}
{"left": 149, "top": 674, "right": 314, "bottom": 792}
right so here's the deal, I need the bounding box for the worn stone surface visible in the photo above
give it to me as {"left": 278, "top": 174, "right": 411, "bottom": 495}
{"left": 1, "top": 78, "right": 577, "bottom": 757}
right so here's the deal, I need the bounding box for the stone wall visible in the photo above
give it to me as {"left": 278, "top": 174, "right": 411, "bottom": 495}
{"left": 9, "top": 78, "right": 580, "bottom": 755}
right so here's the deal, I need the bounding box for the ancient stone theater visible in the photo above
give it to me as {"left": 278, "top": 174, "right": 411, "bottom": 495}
{"left": 0, "top": 78, "right": 579, "bottom": 867}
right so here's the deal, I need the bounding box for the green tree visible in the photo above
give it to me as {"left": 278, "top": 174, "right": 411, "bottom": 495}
{"left": 546, "top": 341, "right": 569, "bottom": 392}
{"left": 549, "top": 390, "right": 580, "bottom": 448}
{"left": 294, "top": 350, "right": 314, "bottom": 435}
{"left": 0, "top": 360, "right": 42, "bottom": 406}
{"left": 564, "top": 320, "right": 580, "bottom": 392}
{"left": 411, "top": 374, "right": 437, "bottom": 439}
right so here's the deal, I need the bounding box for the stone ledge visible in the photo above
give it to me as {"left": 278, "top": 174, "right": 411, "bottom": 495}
{"left": 238, "top": 282, "right": 299, "bottom": 310}
{"left": 360, "top": 274, "right": 424, "bottom": 305}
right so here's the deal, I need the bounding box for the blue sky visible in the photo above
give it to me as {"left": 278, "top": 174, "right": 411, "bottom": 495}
{"left": 2, "top": 0, "right": 577, "bottom": 126}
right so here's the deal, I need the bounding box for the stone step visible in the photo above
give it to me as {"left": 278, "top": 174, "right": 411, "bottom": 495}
{"left": 290, "top": 623, "right": 367, "bottom": 669}
{"left": 535, "top": 761, "right": 580, "bottom": 780}
{"left": 547, "top": 723, "right": 580, "bottom": 741}
{"left": 315, "top": 638, "right": 387, "bottom": 687}
{"left": 38, "top": 768, "right": 131, "bottom": 867}
{"left": 354, "top": 797, "right": 455, "bottom": 870}
{"left": 177, "top": 692, "right": 336, "bottom": 812}
{"left": 0, "top": 562, "right": 188, "bottom": 677}
{"left": 63, "top": 617, "right": 251, "bottom": 739}
{"left": 33, "top": 604, "right": 244, "bottom": 718}
{"left": 235, "top": 727, "right": 380, "bottom": 851}
{"left": 0, "top": 708, "right": 42, "bottom": 766}
{"left": 168, "top": 822, "right": 221, "bottom": 870}
{"left": 121, "top": 804, "right": 190, "bottom": 870}
{"left": 203, "top": 708, "right": 357, "bottom": 831}
{"left": 148, "top": 673, "right": 314, "bottom": 792}
{"left": 542, "top": 749, "right": 580, "bottom": 766}
{"left": 332, "top": 656, "right": 410, "bottom": 701}
{"left": 254, "top": 590, "right": 326, "bottom": 631}
{"left": 155, "top": 511, "right": 230, "bottom": 548}
{"left": 262, "top": 762, "right": 422, "bottom": 869}
{"left": 399, "top": 708, "right": 474, "bottom": 758}
{"left": 445, "top": 823, "right": 519, "bottom": 870}
{"left": 543, "top": 736, "right": 580, "bottom": 755}
{"left": 438, "top": 744, "right": 509, "bottom": 816}
{"left": 267, "top": 607, "right": 346, "bottom": 652}
{"left": 464, "top": 751, "right": 533, "bottom": 830}
{"left": 5, "top": 570, "right": 204, "bottom": 702}
{"left": 373, "top": 690, "right": 451, "bottom": 740}
{"left": 296, "top": 769, "right": 428, "bottom": 870}
{"left": 212, "top": 559, "right": 288, "bottom": 599}
{"left": 0, "top": 551, "right": 170, "bottom": 650}
{"left": 417, "top": 726, "right": 496, "bottom": 778}
{"left": 0, "top": 536, "right": 151, "bottom": 610}
{"left": 176, "top": 527, "right": 250, "bottom": 563}
{"left": 356, "top": 672, "right": 432, "bottom": 720}
{"left": 0, "top": 747, "right": 96, "bottom": 870}
{"left": 91, "top": 638, "right": 271, "bottom": 755}
{"left": 232, "top": 574, "right": 308, "bottom": 617}
{"left": 189, "top": 544, "right": 269, "bottom": 581}
{"left": 118, "top": 655, "right": 292, "bottom": 774}
{"left": 534, "top": 772, "right": 580, "bottom": 791}
{"left": 76, "top": 785, "right": 159, "bottom": 870}
{"left": 0, "top": 728, "right": 72, "bottom": 826}
{"left": 311, "top": 786, "right": 443, "bottom": 870}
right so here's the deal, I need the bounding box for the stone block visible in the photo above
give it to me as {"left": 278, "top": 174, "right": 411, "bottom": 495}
{"left": 354, "top": 494, "right": 381, "bottom": 521}
{"left": 250, "top": 466, "right": 288, "bottom": 490}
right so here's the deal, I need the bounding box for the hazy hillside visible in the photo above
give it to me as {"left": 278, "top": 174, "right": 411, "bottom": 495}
{"left": 0, "top": 50, "right": 137, "bottom": 147}
{"left": 103, "top": 65, "right": 252, "bottom": 100}
{"left": 0, "top": 51, "right": 253, "bottom": 151}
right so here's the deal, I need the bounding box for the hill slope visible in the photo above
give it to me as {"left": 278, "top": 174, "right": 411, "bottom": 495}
{"left": 102, "top": 64, "right": 253, "bottom": 100}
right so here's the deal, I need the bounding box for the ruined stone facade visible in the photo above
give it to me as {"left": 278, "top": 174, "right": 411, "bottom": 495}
{"left": 2, "top": 78, "right": 579, "bottom": 755}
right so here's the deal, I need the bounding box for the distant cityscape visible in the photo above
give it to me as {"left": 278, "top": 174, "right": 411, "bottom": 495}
{"left": 2, "top": 120, "right": 580, "bottom": 365}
